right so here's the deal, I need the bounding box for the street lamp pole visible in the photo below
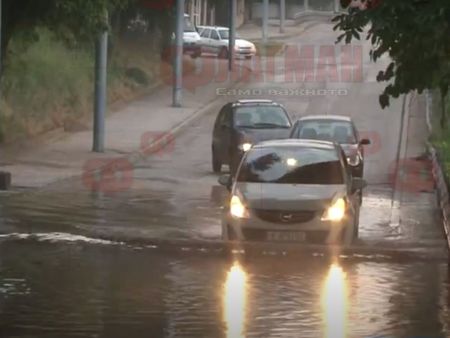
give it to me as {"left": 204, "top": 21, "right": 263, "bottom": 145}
{"left": 93, "top": 9, "right": 108, "bottom": 153}
{"left": 280, "top": 0, "right": 285, "bottom": 33}
{"left": 228, "top": 0, "right": 236, "bottom": 71}
{"left": 262, "top": 0, "right": 269, "bottom": 44}
{"left": 173, "top": 0, "right": 184, "bottom": 107}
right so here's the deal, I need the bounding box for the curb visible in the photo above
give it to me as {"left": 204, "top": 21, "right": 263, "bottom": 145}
{"left": 425, "top": 91, "right": 450, "bottom": 253}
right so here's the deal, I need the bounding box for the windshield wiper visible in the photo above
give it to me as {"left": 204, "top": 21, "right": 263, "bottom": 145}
{"left": 252, "top": 123, "right": 291, "bottom": 129}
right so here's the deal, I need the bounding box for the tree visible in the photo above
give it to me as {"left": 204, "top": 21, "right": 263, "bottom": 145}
{"left": 333, "top": 0, "right": 450, "bottom": 128}
{"left": 0, "top": 0, "right": 131, "bottom": 73}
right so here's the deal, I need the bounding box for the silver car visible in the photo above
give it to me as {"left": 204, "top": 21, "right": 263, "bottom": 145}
{"left": 218, "top": 139, "right": 366, "bottom": 245}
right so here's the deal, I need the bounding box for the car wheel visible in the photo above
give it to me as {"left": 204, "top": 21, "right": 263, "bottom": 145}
{"left": 212, "top": 148, "right": 221, "bottom": 173}
{"left": 191, "top": 49, "right": 201, "bottom": 58}
{"left": 219, "top": 47, "right": 229, "bottom": 59}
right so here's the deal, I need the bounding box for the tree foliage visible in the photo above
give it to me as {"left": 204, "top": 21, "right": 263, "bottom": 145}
{"left": 333, "top": 0, "right": 450, "bottom": 127}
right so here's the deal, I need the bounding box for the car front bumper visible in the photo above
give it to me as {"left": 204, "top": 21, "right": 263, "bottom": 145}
{"left": 223, "top": 212, "right": 353, "bottom": 244}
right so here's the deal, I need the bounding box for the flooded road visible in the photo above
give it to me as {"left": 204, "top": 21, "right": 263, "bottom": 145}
{"left": 0, "top": 22, "right": 448, "bottom": 337}
{"left": 0, "top": 240, "right": 448, "bottom": 338}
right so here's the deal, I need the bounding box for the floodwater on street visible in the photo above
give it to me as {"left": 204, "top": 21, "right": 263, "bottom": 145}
{"left": 0, "top": 20, "right": 448, "bottom": 338}
{"left": 0, "top": 239, "right": 449, "bottom": 338}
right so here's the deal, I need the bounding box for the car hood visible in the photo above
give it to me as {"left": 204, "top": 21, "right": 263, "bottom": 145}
{"left": 183, "top": 32, "right": 201, "bottom": 40}
{"left": 234, "top": 182, "right": 347, "bottom": 211}
{"left": 235, "top": 39, "right": 254, "bottom": 48}
{"left": 237, "top": 128, "right": 291, "bottom": 144}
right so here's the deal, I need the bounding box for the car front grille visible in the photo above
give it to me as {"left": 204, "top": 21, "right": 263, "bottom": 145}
{"left": 242, "top": 229, "right": 328, "bottom": 244}
{"left": 253, "top": 209, "right": 316, "bottom": 224}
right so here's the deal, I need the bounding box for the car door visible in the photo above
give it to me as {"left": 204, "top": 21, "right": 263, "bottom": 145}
{"left": 341, "top": 148, "right": 359, "bottom": 213}
{"left": 352, "top": 122, "right": 364, "bottom": 158}
{"left": 210, "top": 29, "right": 222, "bottom": 55}
{"left": 199, "top": 28, "right": 211, "bottom": 53}
{"left": 214, "top": 104, "right": 232, "bottom": 162}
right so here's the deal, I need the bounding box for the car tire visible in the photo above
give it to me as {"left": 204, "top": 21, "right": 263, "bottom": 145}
{"left": 219, "top": 47, "right": 229, "bottom": 59}
{"left": 212, "top": 148, "right": 221, "bottom": 173}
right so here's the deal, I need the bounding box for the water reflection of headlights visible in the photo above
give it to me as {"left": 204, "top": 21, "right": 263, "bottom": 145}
{"left": 223, "top": 262, "right": 248, "bottom": 338}
{"left": 321, "top": 263, "right": 349, "bottom": 338}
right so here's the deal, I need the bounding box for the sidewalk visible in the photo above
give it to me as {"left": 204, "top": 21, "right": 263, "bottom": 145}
{"left": 0, "top": 20, "right": 313, "bottom": 190}
{"left": 391, "top": 93, "right": 448, "bottom": 254}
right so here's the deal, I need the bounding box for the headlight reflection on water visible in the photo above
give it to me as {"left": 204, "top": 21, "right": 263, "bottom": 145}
{"left": 223, "top": 262, "right": 248, "bottom": 338}
{"left": 321, "top": 263, "right": 349, "bottom": 338}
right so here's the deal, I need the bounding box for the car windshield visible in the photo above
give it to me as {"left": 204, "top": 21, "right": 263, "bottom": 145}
{"left": 237, "top": 146, "right": 344, "bottom": 184}
{"left": 218, "top": 29, "right": 241, "bottom": 40}
{"left": 184, "top": 17, "right": 196, "bottom": 32}
{"left": 294, "top": 119, "right": 356, "bottom": 144}
{"left": 234, "top": 105, "right": 291, "bottom": 128}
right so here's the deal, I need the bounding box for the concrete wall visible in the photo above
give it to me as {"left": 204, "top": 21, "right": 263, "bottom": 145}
{"left": 251, "top": 2, "right": 305, "bottom": 19}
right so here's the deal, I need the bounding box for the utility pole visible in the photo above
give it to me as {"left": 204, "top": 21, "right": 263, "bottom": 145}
{"left": 279, "top": 0, "right": 285, "bottom": 33}
{"left": 228, "top": 0, "right": 236, "bottom": 71}
{"left": 173, "top": 0, "right": 184, "bottom": 107}
{"left": 304, "top": 0, "right": 309, "bottom": 12}
{"left": 262, "top": 0, "right": 269, "bottom": 44}
{"left": 93, "top": 9, "right": 108, "bottom": 153}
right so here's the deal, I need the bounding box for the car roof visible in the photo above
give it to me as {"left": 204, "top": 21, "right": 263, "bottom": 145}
{"left": 254, "top": 138, "right": 338, "bottom": 150}
{"left": 197, "top": 25, "right": 228, "bottom": 30}
{"left": 298, "top": 114, "right": 352, "bottom": 122}
{"left": 232, "top": 99, "right": 276, "bottom": 105}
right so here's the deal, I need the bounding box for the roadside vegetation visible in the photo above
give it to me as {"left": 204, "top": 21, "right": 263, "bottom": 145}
{"left": 0, "top": 0, "right": 176, "bottom": 143}
{"left": 430, "top": 92, "right": 450, "bottom": 177}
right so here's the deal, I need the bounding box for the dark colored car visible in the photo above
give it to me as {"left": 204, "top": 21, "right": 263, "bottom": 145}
{"left": 218, "top": 139, "right": 366, "bottom": 245}
{"left": 212, "top": 99, "right": 292, "bottom": 174}
{"left": 289, "top": 115, "right": 370, "bottom": 178}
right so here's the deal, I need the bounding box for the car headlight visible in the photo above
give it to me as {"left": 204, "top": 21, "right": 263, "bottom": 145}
{"left": 238, "top": 143, "right": 252, "bottom": 152}
{"left": 347, "top": 154, "right": 361, "bottom": 166}
{"left": 230, "top": 195, "right": 249, "bottom": 218}
{"left": 321, "top": 198, "right": 346, "bottom": 222}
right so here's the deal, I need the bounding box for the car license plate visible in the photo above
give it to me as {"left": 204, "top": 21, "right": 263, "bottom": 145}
{"left": 266, "top": 231, "right": 305, "bottom": 242}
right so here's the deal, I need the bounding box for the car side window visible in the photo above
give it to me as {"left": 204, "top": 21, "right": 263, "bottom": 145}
{"left": 201, "top": 29, "right": 210, "bottom": 38}
{"left": 216, "top": 105, "right": 231, "bottom": 128}
{"left": 211, "top": 30, "right": 220, "bottom": 40}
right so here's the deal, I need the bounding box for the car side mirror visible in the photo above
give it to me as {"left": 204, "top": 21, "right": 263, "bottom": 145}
{"left": 360, "top": 138, "right": 371, "bottom": 145}
{"left": 218, "top": 174, "right": 232, "bottom": 191}
{"left": 351, "top": 177, "right": 367, "bottom": 192}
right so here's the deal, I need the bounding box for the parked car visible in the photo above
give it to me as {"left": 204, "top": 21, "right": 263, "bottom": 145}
{"left": 212, "top": 99, "right": 292, "bottom": 174}
{"left": 197, "top": 26, "right": 256, "bottom": 59}
{"left": 218, "top": 139, "right": 365, "bottom": 245}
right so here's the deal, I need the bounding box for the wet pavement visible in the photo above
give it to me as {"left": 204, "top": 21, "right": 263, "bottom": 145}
{"left": 0, "top": 240, "right": 449, "bottom": 338}
{"left": 0, "top": 22, "right": 449, "bottom": 337}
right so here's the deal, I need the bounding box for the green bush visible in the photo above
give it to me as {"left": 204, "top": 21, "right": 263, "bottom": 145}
{"left": 3, "top": 27, "right": 93, "bottom": 121}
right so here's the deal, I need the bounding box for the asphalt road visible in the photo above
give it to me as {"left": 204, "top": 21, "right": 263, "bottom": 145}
{"left": 0, "top": 22, "right": 444, "bottom": 254}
